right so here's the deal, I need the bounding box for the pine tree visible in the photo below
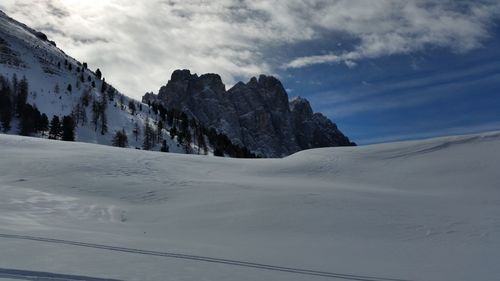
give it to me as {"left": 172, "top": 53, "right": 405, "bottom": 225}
{"left": 128, "top": 101, "right": 136, "bottom": 115}
{"left": 99, "top": 94, "right": 108, "bottom": 135}
{"left": 95, "top": 68, "right": 102, "bottom": 80}
{"left": 38, "top": 113, "right": 49, "bottom": 134}
{"left": 16, "top": 76, "right": 28, "bottom": 116}
{"left": 119, "top": 94, "right": 125, "bottom": 110}
{"left": 142, "top": 120, "right": 155, "bottom": 150}
{"left": 80, "top": 88, "right": 91, "bottom": 107}
{"left": 72, "top": 102, "right": 87, "bottom": 126}
{"left": 101, "top": 78, "right": 107, "bottom": 93}
{"left": 11, "top": 74, "right": 18, "bottom": 97}
{"left": 61, "top": 115, "right": 75, "bottom": 141}
{"left": 132, "top": 122, "right": 140, "bottom": 142}
{"left": 19, "top": 104, "right": 37, "bottom": 136}
{"left": 197, "top": 128, "right": 207, "bottom": 154}
{"left": 107, "top": 85, "right": 115, "bottom": 101}
{"left": 48, "top": 115, "right": 61, "bottom": 139}
{"left": 0, "top": 76, "right": 13, "bottom": 132}
{"left": 112, "top": 129, "right": 128, "bottom": 148}
{"left": 160, "top": 139, "right": 169, "bottom": 152}
{"left": 90, "top": 95, "right": 108, "bottom": 135}
{"left": 92, "top": 100, "right": 100, "bottom": 131}
{"left": 157, "top": 119, "right": 164, "bottom": 143}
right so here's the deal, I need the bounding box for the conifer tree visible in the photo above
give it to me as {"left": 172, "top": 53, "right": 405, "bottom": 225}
{"left": 61, "top": 115, "right": 75, "bottom": 141}
{"left": 95, "top": 68, "right": 102, "bottom": 79}
{"left": 99, "top": 94, "right": 108, "bottom": 135}
{"left": 142, "top": 120, "right": 155, "bottom": 150}
{"left": 107, "top": 85, "right": 115, "bottom": 101}
{"left": 128, "top": 101, "right": 136, "bottom": 115}
{"left": 92, "top": 100, "right": 100, "bottom": 131}
{"left": 160, "top": 139, "right": 169, "bottom": 152}
{"left": 112, "top": 129, "right": 128, "bottom": 148}
{"left": 0, "top": 76, "right": 13, "bottom": 132}
{"left": 49, "top": 115, "right": 61, "bottom": 139}
{"left": 157, "top": 119, "right": 164, "bottom": 143}
{"left": 132, "top": 122, "right": 140, "bottom": 142}
{"left": 16, "top": 76, "right": 28, "bottom": 116}
{"left": 101, "top": 78, "right": 107, "bottom": 93}
{"left": 38, "top": 113, "right": 49, "bottom": 134}
{"left": 19, "top": 104, "right": 38, "bottom": 136}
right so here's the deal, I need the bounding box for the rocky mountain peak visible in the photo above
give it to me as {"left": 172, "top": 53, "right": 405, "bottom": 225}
{"left": 170, "top": 69, "right": 195, "bottom": 81}
{"left": 290, "top": 96, "right": 313, "bottom": 117}
{"left": 150, "top": 69, "right": 354, "bottom": 157}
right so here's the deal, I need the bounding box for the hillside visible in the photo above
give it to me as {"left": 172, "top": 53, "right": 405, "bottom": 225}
{"left": 0, "top": 131, "right": 499, "bottom": 281}
{"left": 0, "top": 10, "right": 254, "bottom": 157}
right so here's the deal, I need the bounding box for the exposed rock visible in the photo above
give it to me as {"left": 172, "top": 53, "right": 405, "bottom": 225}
{"left": 153, "top": 69, "right": 354, "bottom": 157}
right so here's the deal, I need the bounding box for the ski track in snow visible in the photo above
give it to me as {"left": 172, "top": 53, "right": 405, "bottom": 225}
{"left": 0, "top": 234, "right": 410, "bottom": 281}
{"left": 0, "top": 267, "right": 122, "bottom": 281}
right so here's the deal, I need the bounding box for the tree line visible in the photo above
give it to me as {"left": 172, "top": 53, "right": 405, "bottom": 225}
{"left": 0, "top": 74, "right": 76, "bottom": 140}
{"left": 1, "top": 69, "right": 258, "bottom": 158}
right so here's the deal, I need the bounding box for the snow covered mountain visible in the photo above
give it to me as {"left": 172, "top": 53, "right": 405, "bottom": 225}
{"left": 0, "top": 10, "right": 353, "bottom": 158}
{"left": 145, "top": 69, "right": 354, "bottom": 157}
{"left": 0, "top": 131, "right": 499, "bottom": 280}
{"left": 0, "top": 10, "right": 255, "bottom": 157}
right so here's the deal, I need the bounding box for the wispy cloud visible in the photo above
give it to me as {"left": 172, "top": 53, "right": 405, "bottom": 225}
{"left": 314, "top": 66, "right": 500, "bottom": 118}
{"left": 283, "top": 1, "right": 500, "bottom": 69}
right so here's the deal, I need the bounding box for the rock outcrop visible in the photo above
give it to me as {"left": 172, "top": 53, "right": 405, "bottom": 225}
{"left": 149, "top": 69, "right": 354, "bottom": 157}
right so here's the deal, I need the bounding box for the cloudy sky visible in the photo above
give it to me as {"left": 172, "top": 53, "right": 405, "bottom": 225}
{"left": 1, "top": 0, "right": 500, "bottom": 144}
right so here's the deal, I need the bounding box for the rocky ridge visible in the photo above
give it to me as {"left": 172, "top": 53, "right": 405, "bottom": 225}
{"left": 145, "top": 70, "right": 354, "bottom": 157}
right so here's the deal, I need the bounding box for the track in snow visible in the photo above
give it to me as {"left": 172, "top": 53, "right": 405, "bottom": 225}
{"left": 0, "top": 267, "right": 122, "bottom": 281}
{"left": 0, "top": 233, "right": 411, "bottom": 281}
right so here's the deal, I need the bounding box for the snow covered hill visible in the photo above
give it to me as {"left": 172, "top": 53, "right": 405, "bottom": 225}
{"left": 0, "top": 131, "right": 499, "bottom": 281}
{"left": 0, "top": 10, "right": 237, "bottom": 156}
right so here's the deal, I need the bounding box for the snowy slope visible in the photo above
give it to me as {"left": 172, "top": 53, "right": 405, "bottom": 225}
{"left": 0, "top": 131, "right": 499, "bottom": 281}
{"left": 0, "top": 10, "right": 188, "bottom": 153}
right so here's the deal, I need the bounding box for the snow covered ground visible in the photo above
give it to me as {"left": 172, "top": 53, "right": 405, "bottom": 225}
{"left": 0, "top": 131, "right": 499, "bottom": 281}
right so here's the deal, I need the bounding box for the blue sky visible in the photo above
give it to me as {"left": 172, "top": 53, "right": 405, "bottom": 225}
{"left": 1, "top": 0, "right": 499, "bottom": 144}
{"left": 279, "top": 28, "right": 500, "bottom": 144}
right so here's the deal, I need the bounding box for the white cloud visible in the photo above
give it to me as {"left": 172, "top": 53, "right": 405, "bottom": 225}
{"left": 0, "top": 0, "right": 499, "bottom": 98}
{"left": 283, "top": 0, "right": 500, "bottom": 68}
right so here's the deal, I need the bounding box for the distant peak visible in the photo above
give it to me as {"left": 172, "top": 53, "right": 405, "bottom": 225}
{"left": 290, "top": 96, "right": 308, "bottom": 103}
{"left": 170, "top": 69, "right": 193, "bottom": 81}
{"left": 289, "top": 96, "right": 313, "bottom": 115}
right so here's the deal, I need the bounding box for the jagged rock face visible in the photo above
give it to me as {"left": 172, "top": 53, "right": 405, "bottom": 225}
{"left": 158, "top": 69, "right": 242, "bottom": 142}
{"left": 156, "top": 69, "right": 354, "bottom": 157}
{"left": 226, "top": 75, "right": 299, "bottom": 156}
{"left": 290, "top": 97, "right": 353, "bottom": 149}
